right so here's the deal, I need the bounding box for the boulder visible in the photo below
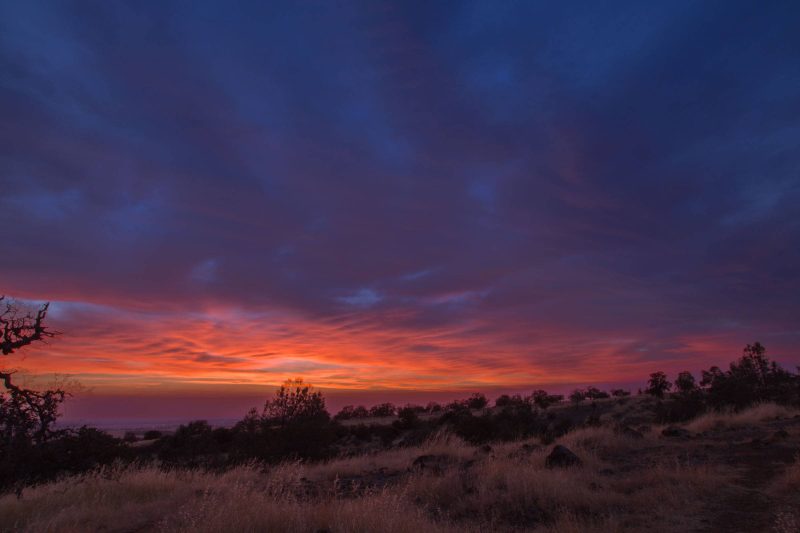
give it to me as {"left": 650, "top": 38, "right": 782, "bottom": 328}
{"left": 545, "top": 444, "right": 582, "bottom": 468}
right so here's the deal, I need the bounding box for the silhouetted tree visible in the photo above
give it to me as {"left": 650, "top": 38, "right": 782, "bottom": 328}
{"left": 352, "top": 405, "right": 369, "bottom": 418}
{"left": 394, "top": 405, "right": 420, "bottom": 429}
{"left": 585, "top": 386, "right": 610, "bottom": 400}
{"left": 263, "top": 378, "right": 328, "bottom": 426}
{"left": 701, "top": 343, "right": 798, "bottom": 409}
{"left": 675, "top": 371, "right": 697, "bottom": 394}
{"left": 610, "top": 389, "right": 631, "bottom": 397}
{"left": 368, "top": 402, "right": 396, "bottom": 417}
{"left": 569, "top": 389, "right": 586, "bottom": 404}
{"left": 333, "top": 405, "right": 357, "bottom": 421}
{"left": 530, "top": 390, "right": 563, "bottom": 409}
{"left": 0, "top": 297, "right": 65, "bottom": 446}
{"left": 645, "top": 371, "right": 672, "bottom": 398}
{"left": 425, "top": 401, "right": 443, "bottom": 413}
{"left": 466, "top": 393, "right": 489, "bottom": 409}
{"left": 495, "top": 394, "right": 520, "bottom": 408}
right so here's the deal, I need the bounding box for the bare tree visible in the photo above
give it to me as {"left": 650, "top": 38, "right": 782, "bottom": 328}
{"left": 0, "top": 297, "right": 64, "bottom": 444}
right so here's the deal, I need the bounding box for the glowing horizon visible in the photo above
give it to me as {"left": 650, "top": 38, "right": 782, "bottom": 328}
{"left": 6, "top": 293, "right": 795, "bottom": 399}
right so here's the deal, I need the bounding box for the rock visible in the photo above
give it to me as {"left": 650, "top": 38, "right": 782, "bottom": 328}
{"left": 521, "top": 443, "right": 542, "bottom": 452}
{"left": 545, "top": 445, "right": 582, "bottom": 468}
{"left": 479, "top": 444, "right": 493, "bottom": 454}
{"left": 661, "top": 426, "right": 692, "bottom": 438}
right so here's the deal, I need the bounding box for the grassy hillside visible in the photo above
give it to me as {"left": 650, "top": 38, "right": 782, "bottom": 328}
{"left": 3, "top": 401, "right": 799, "bottom": 532}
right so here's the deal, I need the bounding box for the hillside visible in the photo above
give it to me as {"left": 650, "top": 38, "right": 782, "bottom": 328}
{"left": 3, "top": 400, "right": 799, "bottom": 533}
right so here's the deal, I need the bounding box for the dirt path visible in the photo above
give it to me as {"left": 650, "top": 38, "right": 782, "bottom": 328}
{"left": 701, "top": 421, "right": 799, "bottom": 533}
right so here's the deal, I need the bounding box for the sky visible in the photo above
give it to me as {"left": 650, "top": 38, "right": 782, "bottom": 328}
{"left": 1, "top": 1, "right": 799, "bottom": 421}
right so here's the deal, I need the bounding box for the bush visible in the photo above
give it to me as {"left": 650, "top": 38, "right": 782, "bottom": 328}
{"left": 645, "top": 371, "right": 672, "bottom": 398}
{"left": 263, "top": 379, "right": 329, "bottom": 426}
{"left": 157, "top": 421, "right": 221, "bottom": 466}
{"left": 143, "top": 430, "right": 163, "bottom": 440}
{"left": 425, "top": 401, "right": 443, "bottom": 413}
{"left": 701, "top": 342, "right": 799, "bottom": 409}
{"left": 675, "top": 371, "right": 698, "bottom": 394}
{"left": 368, "top": 403, "right": 396, "bottom": 417}
{"left": 531, "top": 390, "right": 563, "bottom": 409}
{"left": 585, "top": 387, "right": 610, "bottom": 400}
{"left": 495, "top": 394, "right": 527, "bottom": 408}
{"left": 466, "top": 393, "right": 489, "bottom": 409}
{"left": 393, "top": 406, "right": 421, "bottom": 430}
{"left": 1, "top": 427, "right": 129, "bottom": 492}
{"left": 569, "top": 389, "right": 586, "bottom": 404}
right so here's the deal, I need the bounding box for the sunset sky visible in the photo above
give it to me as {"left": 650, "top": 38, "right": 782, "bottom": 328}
{"left": 2, "top": 2, "right": 799, "bottom": 421}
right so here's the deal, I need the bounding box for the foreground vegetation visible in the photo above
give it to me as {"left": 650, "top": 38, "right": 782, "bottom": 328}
{"left": 3, "top": 402, "right": 800, "bottom": 532}
{"left": 3, "top": 300, "right": 800, "bottom": 531}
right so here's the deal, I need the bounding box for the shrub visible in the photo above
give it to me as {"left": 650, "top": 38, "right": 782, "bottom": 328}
{"left": 585, "top": 387, "right": 610, "bottom": 399}
{"left": 393, "top": 406, "right": 421, "bottom": 429}
{"left": 425, "top": 401, "right": 443, "bottom": 413}
{"left": 701, "top": 342, "right": 799, "bottom": 409}
{"left": 645, "top": 371, "right": 672, "bottom": 398}
{"left": 263, "top": 379, "right": 329, "bottom": 426}
{"left": 368, "top": 403, "right": 396, "bottom": 417}
{"left": 675, "top": 371, "right": 698, "bottom": 394}
{"left": 465, "top": 393, "right": 489, "bottom": 409}
{"left": 531, "top": 390, "right": 563, "bottom": 409}
{"left": 496, "top": 394, "right": 527, "bottom": 408}
{"left": 569, "top": 389, "right": 586, "bottom": 404}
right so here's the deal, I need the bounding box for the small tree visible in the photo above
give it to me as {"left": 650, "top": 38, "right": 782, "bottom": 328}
{"left": 394, "top": 405, "right": 420, "bottom": 429}
{"left": 333, "top": 405, "right": 356, "bottom": 421}
{"left": 425, "top": 401, "right": 443, "bottom": 413}
{"left": 645, "top": 371, "right": 672, "bottom": 398}
{"left": 496, "top": 394, "right": 527, "bottom": 408}
{"left": 465, "top": 393, "right": 489, "bottom": 409}
{"left": 263, "top": 379, "right": 328, "bottom": 426}
{"left": 368, "top": 402, "right": 396, "bottom": 417}
{"left": 569, "top": 389, "right": 586, "bottom": 404}
{"left": 531, "top": 390, "right": 562, "bottom": 409}
{"left": 701, "top": 343, "right": 798, "bottom": 409}
{"left": 585, "top": 386, "right": 610, "bottom": 400}
{"left": 352, "top": 405, "right": 369, "bottom": 418}
{"left": 675, "top": 371, "right": 697, "bottom": 394}
{"left": 0, "top": 298, "right": 65, "bottom": 446}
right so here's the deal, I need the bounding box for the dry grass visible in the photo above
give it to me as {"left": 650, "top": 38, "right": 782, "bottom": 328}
{"left": 0, "top": 425, "right": 733, "bottom": 533}
{"left": 682, "top": 403, "right": 799, "bottom": 433}
{"left": 769, "top": 455, "right": 800, "bottom": 492}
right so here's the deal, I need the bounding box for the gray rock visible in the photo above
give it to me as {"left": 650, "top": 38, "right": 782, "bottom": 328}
{"left": 545, "top": 445, "right": 582, "bottom": 468}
